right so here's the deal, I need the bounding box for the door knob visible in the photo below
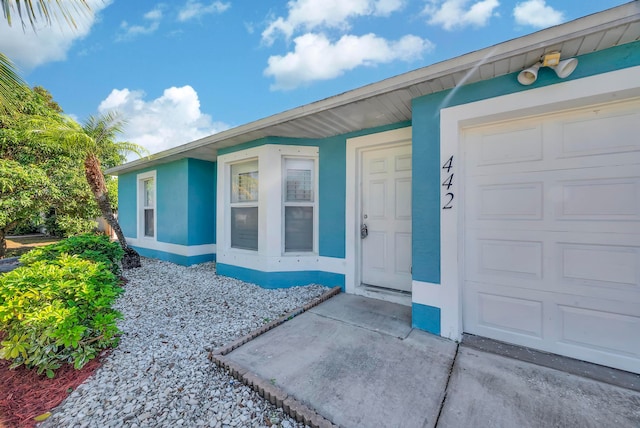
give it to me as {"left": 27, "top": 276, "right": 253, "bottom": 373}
{"left": 360, "top": 224, "right": 368, "bottom": 239}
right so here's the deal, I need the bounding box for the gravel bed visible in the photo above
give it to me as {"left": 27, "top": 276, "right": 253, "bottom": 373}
{"left": 40, "top": 258, "right": 329, "bottom": 428}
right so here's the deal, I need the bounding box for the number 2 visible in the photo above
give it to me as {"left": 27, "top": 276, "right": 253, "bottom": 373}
{"left": 443, "top": 193, "right": 454, "bottom": 209}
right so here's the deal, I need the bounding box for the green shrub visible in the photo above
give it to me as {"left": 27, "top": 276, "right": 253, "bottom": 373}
{"left": 20, "top": 233, "right": 124, "bottom": 276}
{"left": 0, "top": 254, "right": 123, "bottom": 378}
{"left": 56, "top": 215, "right": 99, "bottom": 237}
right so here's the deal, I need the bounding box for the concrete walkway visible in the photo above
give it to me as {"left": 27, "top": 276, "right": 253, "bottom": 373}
{"left": 222, "top": 294, "right": 640, "bottom": 428}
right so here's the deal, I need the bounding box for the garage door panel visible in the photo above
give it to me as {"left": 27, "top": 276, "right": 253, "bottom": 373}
{"left": 557, "top": 110, "right": 640, "bottom": 158}
{"left": 557, "top": 304, "right": 640, "bottom": 357}
{"left": 467, "top": 283, "right": 640, "bottom": 366}
{"left": 463, "top": 98, "right": 640, "bottom": 373}
{"left": 476, "top": 239, "right": 543, "bottom": 279}
{"left": 556, "top": 177, "right": 640, "bottom": 222}
{"left": 476, "top": 182, "right": 543, "bottom": 220}
{"left": 475, "top": 292, "right": 543, "bottom": 338}
{"left": 474, "top": 125, "right": 543, "bottom": 166}
{"left": 559, "top": 243, "right": 640, "bottom": 288}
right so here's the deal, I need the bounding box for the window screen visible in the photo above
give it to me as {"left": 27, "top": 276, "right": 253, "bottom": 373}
{"left": 284, "top": 206, "right": 313, "bottom": 252}
{"left": 284, "top": 158, "right": 315, "bottom": 253}
{"left": 286, "top": 169, "right": 312, "bottom": 202}
{"left": 231, "top": 207, "right": 258, "bottom": 250}
{"left": 231, "top": 161, "right": 258, "bottom": 203}
{"left": 144, "top": 208, "right": 154, "bottom": 237}
{"left": 142, "top": 177, "right": 155, "bottom": 238}
{"left": 230, "top": 160, "right": 259, "bottom": 251}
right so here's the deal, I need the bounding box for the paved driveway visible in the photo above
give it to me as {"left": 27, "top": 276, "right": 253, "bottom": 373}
{"left": 220, "top": 294, "right": 640, "bottom": 428}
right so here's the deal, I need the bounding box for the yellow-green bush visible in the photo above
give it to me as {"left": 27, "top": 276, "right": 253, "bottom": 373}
{"left": 0, "top": 254, "right": 123, "bottom": 378}
{"left": 20, "top": 233, "right": 124, "bottom": 276}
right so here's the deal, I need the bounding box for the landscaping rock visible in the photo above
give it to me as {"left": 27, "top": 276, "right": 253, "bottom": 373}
{"left": 39, "top": 258, "right": 327, "bottom": 428}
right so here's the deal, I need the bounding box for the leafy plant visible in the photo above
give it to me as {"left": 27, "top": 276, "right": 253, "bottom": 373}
{"left": 0, "top": 159, "right": 55, "bottom": 258}
{"left": 0, "top": 254, "right": 123, "bottom": 378}
{"left": 20, "top": 233, "right": 124, "bottom": 275}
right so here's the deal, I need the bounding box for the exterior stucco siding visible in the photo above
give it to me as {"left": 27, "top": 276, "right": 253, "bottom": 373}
{"left": 187, "top": 158, "right": 217, "bottom": 246}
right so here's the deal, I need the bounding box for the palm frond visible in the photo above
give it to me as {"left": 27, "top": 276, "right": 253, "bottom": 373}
{"left": 0, "top": 52, "right": 28, "bottom": 115}
{"left": 115, "top": 141, "right": 150, "bottom": 159}
{"left": 24, "top": 114, "right": 93, "bottom": 156}
{"left": 83, "top": 111, "right": 149, "bottom": 159}
{"left": 84, "top": 111, "right": 125, "bottom": 144}
{"left": 2, "top": 0, "right": 92, "bottom": 30}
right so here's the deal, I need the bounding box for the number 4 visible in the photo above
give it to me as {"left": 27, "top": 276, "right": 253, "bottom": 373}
{"left": 442, "top": 174, "right": 453, "bottom": 190}
{"left": 442, "top": 155, "right": 453, "bottom": 173}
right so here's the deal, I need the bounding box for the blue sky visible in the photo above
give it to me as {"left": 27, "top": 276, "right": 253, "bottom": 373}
{"left": 0, "top": 0, "right": 630, "bottom": 156}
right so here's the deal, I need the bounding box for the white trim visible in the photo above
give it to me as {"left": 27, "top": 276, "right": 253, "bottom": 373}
{"left": 438, "top": 65, "right": 640, "bottom": 341}
{"left": 126, "top": 237, "right": 216, "bottom": 257}
{"left": 217, "top": 254, "right": 345, "bottom": 274}
{"left": 136, "top": 170, "right": 157, "bottom": 242}
{"left": 412, "top": 281, "right": 443, "bottom": 308}
{"left": 345, "top": 127, "right": 412, "bottom": 300}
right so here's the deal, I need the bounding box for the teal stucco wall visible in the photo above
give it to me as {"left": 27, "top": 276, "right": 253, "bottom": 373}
{"left": 218, "top": 122, "right": 411, "bottom": 262}
{"left": 157, "top": 159, "right": 189, "bottom": 245}
{"left": 117, "top": 172, "right": 137, "bottom": 239}
{"left": 117, "top": 158, "right": 216, "bottom": 265}
{"left": 187, "top": 159, "right": 216, "bottom": 246}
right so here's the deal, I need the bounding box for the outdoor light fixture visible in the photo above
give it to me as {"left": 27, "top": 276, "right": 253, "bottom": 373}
{"left": 517, "top": 51, "right": 578, "bottom": 85}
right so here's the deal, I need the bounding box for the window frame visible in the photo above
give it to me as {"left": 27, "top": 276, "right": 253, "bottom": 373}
{"left": 229, "top": 158, "right": 259, "bottom": 252}
{"left": 136, "top": 170, "right": 157, "bottom": 241}
{"left": 282, "top": 156, "right": 318, "bottom": 255}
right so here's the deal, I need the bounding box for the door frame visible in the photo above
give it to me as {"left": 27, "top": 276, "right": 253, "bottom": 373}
{"left": 345, "top": 126, "right": 413, "bottom": 306}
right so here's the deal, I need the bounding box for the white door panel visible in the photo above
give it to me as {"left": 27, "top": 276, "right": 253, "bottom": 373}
{"left": 361, "top": 144, "right": 412, "bottom": 292}
{"left": 463, "top": 98, "right": 640, "bottom": 374}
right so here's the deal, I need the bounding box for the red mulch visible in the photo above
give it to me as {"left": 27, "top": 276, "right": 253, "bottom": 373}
{"left": 0, "top": 351, "right": 105, "bottom": 428}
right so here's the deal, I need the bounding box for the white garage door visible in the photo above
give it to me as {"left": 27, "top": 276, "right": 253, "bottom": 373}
{"left": 463, "top": 98, "right": 640, "bottom": 374}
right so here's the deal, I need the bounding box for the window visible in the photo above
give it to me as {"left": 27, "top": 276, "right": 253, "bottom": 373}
{"left": 283, "top": 158, "right": 315, "bottom": 253}
{"left": 218, "top": 145, "right": 318, "bottom": 269}
{"left": 143, "top": 178, "right": 155, "bottom": 237}
{"left": 230, "top": 160, "right": 258, "bottom": 250}
{"left": 137, "top": 171, "right": 156, "bottom": 240}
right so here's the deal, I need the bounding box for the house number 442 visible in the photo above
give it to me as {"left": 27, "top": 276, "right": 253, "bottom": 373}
{"left": 442, "top": 155, "right": 454, "bottom": 210}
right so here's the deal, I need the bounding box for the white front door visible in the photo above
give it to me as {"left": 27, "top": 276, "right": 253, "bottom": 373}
{"left": 360, "top": 143, "right": 412, "bottom": 292}
{"left": 462, "top": 98, "right": 640, "bottom": 374}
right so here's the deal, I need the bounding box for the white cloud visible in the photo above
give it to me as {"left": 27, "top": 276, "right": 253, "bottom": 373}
{"left": 374, "top": 0, "right": 405, "bottom": 15}
{"left": 513, "top": 0, "right": 564, "bottom": 28}
{"left": 0, "top": 0, "right": 111, "bottom": 70}
{"left": 262, "top": 0, "right": 405, "bottom": 44}
{"left": 98, "top": 86, "right": 229, "bottom": 157}
{"left": 423, "top": 0, "right": 500, "bottom": 31}
{"left": 117, "top": 6, "right": 163, "bottom": 41}
{"left": 144, "top": 9, "right": 164, "bottom": 21}
{"left": 264, "top": 32, "right": 433, "bottom": 90}
{"left": 178, "top": 1, "right": 230, "bottom": 22}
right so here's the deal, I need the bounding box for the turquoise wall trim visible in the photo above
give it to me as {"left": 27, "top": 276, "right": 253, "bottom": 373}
{"left": 157, "top": 159, "right": 189, "bottom": 245}
{"left": 118, "top": 173, "right": 137, "bottom": 238}
{"left": 411, "top": 40, "right": 640, "bottom": 284}
{"left": 132, "top": 246, "right": 215, "bottom": 266}
{"left": 412, "top": 303, "right": 441, "bottom": 335}
{"left": 217, "top": 263, "right": 345, "bottom": 290}
{"left": 218, "top": 121, "right": 410, "bottom": 259}
{"left": 318, "top": 134, "right": 346, "bottom": 258}
{"left": 187, "top": 159, "right": 217, "bottom": 245}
